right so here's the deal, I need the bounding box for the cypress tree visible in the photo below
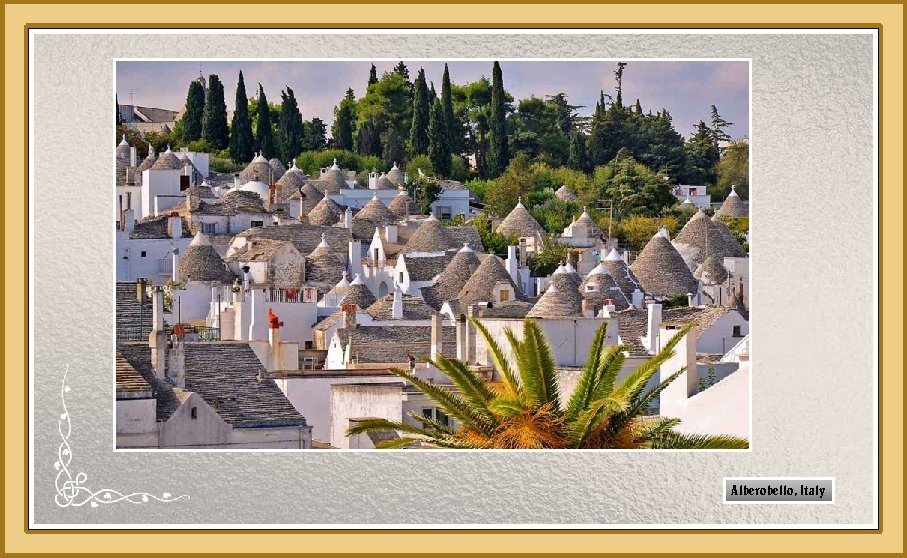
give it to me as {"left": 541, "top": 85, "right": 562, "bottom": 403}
{"left": 229, "top": 70, "right": 254, "bottom": 163}
{"left": 182, "top": 80, "right": 206, "bottom": 142}
{"left": 368, "top": 64, "right": 378, "bottom": 86}
{"left": 568, "top": 132, "right": 587, "bottom": 172}
{"left": 201, "top": 74, "right": 229, "bottom": 149}
{"left": 333, "top": 102, "right": 354, "bottom": 151}
{"left": 486, "top": 61, "right": 509, "bottom": 177}
{"left": 116, "top": 94, "right": 122, "bottom": 126}
{"left": 304, "top": 117, "right": 327, "bottom": 151}
{"left": 382, "top": 126, "right": 405, "bottom": 168}
{"left": 635, "top": 98, "right": 643, "bottom": 115}
{"left": 429, "top": 81, "right": 437, "bottom": 100}
{"left": 441, "top": 63, "right": 458, "bottom": 154}
{"left": 393, "top": 61, "right": 410, "bottom": 82}
{"left": 428, "top": 99, "right": 452, "bottom": 178}
{"left": 277, "top": 86, "right": 305, "bottom": 162}
{"left": 255, "top": 84, "right": 276, "bottom": 158}
{"left": 409, "top": 68, "right": 430, "bottom": 156}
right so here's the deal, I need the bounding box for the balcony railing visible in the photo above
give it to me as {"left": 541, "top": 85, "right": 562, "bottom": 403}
{"left": 264, "top": 287, "right": 317, "bottom": 304}
{"left": 115, "top": 323, "right": 220, "bottom": 342}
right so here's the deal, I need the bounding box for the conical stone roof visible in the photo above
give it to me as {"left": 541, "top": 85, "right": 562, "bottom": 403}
{"left": 527, "top": 283, "right": 582, "bottom": 319}
{"left": 554, "top": 185, "right": 577, "bottom": 201}
{"left": 116, "top": 135, "right": 131, "bottom": 163}
{"left": 673, "top": 209, "right": 747, "bottom": 266}
{"left": 136, "top": 149, "right": 157, "bottom": 173}
{"left": 342, "top": 277, "right": 377, "bottom": 309}
{"left": 457, "top": 254, "right": 526, "bottom": 308}
{"left": 496, "top": 198, "right": 545, "bottom": 238}
{"left": 355, "top": 194, "right": 396, "bottom": 225}
{"left": 304, "top": 234, "right": 347, "bottom": 288}
{"left": 151, "top": 148, "right": 182, "bottom": 170}
{"left": 402, "top": 215, "right": 454, "bottom": 253}
{"left": 388, "top": 190, "right": 416, "bottom": 217}
{"left": 694, "top": 252, "right": 729, "bottom": 284}
{"left": 277, "top": 161, "right": 308, "bottom": 191}
{"left": 268, "top": 158, "right": 287, "bottom": 181}
{"left": 307, "top": 197, "right": 343, "bottom": 227}
{"left": 179, "top": 232, "right": 234, "bottom": 284}
{"left": 715, "top": 186, "right": 748, "bottom": 218}
{"left": 630, "top": 233, "right": 697, "bottom": 297}
{"left": 420, "top": 244, "right": 482, "bottom": 310}
{"left": 580, "top": 268, "right": 630, "bottom": 311}
{"left": 550, "top": 266, "right": 584, "bottom": 307}
{"left": 386, "top": 163, "right": 404, "bottom": 186}
{"left": 603, "top": 249, "right": 643, "bottom": 302}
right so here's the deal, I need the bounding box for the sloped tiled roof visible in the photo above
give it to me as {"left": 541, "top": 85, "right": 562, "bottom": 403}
{"left": 402, "top": 251, "right": 455, "bottom": 282}
{"left": 335, "top": 325, "right": 456, "bottom": 364}
{"left": 116, "top": 352, "right": 152, "bottom": 396}
{"left": 366, "top": 293, "right": 438, "bottom": 320}
{"left": 236, "top": 222, "right": 349, "bottom": 260}
{"left": 192, "top": 190, "right": 267, "bottom": 216}
{"left": 445, "top": 226, "right": 484, "bottom": 252}
{"left": 129, "top": 214, "right": 192, "bottom": 240}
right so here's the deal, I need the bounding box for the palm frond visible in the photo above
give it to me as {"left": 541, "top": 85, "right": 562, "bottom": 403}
{"left": 487, "top": 395, "right": 526, "bottom": 417}
{"left": 649, "top": 431, "right": 749, "bottom": 449}
{"left": 345, "top": 418, "right": 435, "bottom": 439}
{"left": 565, "top": 321, "right": 609, "bottom": 421}
{"left": 388, "top": 367, "right": 496, "bottom": 436}
{"left": 374, "top": 437, "right": 423, "bottom": 449}
{"left": 614, "top": 324, "right": 694, "bottom": 404}
{"left": 567, "top": 395, "right": 627, "bottom": 448}
{"left": 628, "top": 417, "right": 681, "bottom": 446}
{"left": 408, "top": 410, "right": 456, "bottom": 436}
{"left": 522, "top": 319, "right": 560, "bottom": 411}
{"left": 470, "top": 317, "right": 522, "bottom": 398}
{"left": 621, "top": 367, "right": 686, "bottom": 424}
{"left": 588, "top": 345, "right": 627, "bottom": 405}
{"left": 429, "top": 354, "right": 496, "bottom": 417}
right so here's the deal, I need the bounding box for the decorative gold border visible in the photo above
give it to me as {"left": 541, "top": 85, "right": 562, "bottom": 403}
{"left": 4, "top": 3, "right": 903, "bottom": 555}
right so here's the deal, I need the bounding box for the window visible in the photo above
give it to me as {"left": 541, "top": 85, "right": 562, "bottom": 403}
{"left": 190, "top": 407, "right": 198, "bottom": 419}
{"left": 140, "top": 251, "right": 146, "bottom": 258}
{"left": 373, "top": 248, "right": 379, "bottom": 261}
{"left": 202, "top": 222, "right": 216, "bottom": 234}
{"left": 436, "top": 409, "right": 449, "bottom": 426}
{"left": 251, "top": 220, "right": 264, "bottom": 228}
{"left": 399, "top": 272, "right": 404, "bottom": 283}
{"left": 499, "top": 289, "right": 510, "bottom": 302}
{"left": 304, "top": 341, "right": 313, "bottom": 349}
{"left": 732, "top": 325, "right": 743, "bottom": 337}
{"left": 422, "top": 408, "right": 433, "bottom": 419}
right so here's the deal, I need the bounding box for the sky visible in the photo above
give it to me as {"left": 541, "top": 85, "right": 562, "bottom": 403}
{"left": 116, "top": 60, "right": 749, "bottom": 140}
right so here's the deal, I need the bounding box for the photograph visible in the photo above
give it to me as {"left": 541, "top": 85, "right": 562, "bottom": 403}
{"left": 113, "top": 58, "right": 752, "bottom": 451}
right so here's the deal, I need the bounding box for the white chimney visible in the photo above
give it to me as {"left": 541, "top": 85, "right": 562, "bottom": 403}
{"left": 348, "top": 240, "right": 362, "bottom": 278}
{"left": 658, "top": 326, "right": 698, "bottom": 417}
{"left": 385, "top": 224, "right": 398, "bottom": 244}
{"left": 268, "top": 309, "right": 282, "bottom": 371}
{"left": 602, "top": 301, "right": 616, "bottom": 317}
{"left": 456, "top": 315, "right": 467, "bottom": 361}
{"left": 391, "top": 286, "right": 403, "bottom": 320}
{"left": 233, "top": 173, "right": 240, "bottom": 188}
{"left": 505, "top": 245, "right": 519, "bottom": 283}
{"left": 631, "top": 288, "right": 644, "bottom": 309}
{"left": 464, "top": 305, "right": 478, "bottom": 365}
{"left": 430, "top": 313, "right": 443, "bottom": 360}
{"left": 130, "top": 146, "right": 137, "bottom": 168}
{"left": 646, "top": 302, "right": 663, "bottom": 353}
{"left": 518, "top": 238, "right": 527, "bottom": 268}
{"left": 344, "top": 207, "right": 353, "bottom": 229}
{"left": 171, "top": 248, "right": 181, "bottom": 283}
{"left": 581, "top": 299, "right": 595, "bottom": 318}
{"left": 149, "top": 286, "right": 167, "bottom": 378}
{"left": 167, "top": 334, "right": 186, "bottom": 389}
{"left": 168, "top": 214, "right": 182, "bottom": 240}
{"left": 242, "top": 265, "right": 251, "bottom": 295}
{"left": 122, "top": 209, "right": 135, "bottom": 234}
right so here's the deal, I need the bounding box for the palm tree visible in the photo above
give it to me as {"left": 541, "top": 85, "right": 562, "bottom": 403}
{"left": 346, "top": 319, "right": 748, "bottom": 449}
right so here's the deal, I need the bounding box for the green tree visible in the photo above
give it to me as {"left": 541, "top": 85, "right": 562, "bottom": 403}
{"left": 684, "top": 120, "right": 720, "bottom": 185}
{"left": 441, "top": 63, "right": 460, "bottom": 155}
{"left": 368, "top": 63, "right": 378, "bottom": 86}
{"left": 393, "top": 61, "right": 410, "bottom": 83}
{"left": 357, "top": 71, "right": 412, "bottom": 148}
{"left": 229, "top": 70, "right": 255, "bottom": 163}
{"left": 485, "top": 61, "right": 510, "bottom": 177}
{"left": 527, "top": 235, "right": 569, "bottom": 276}
{"left": 408, "top": 176, "right": 443, "bottom": 215}
{"left": 181, "top": 80, "right": 206, "bottom": 142}
{"left": 303, "top": 117, "right": 328, "bottom": 152}
{"left": 594, "top": 151, "right": 678, "bottom": 218}
{"left": 409, "top": 68, "right": 431, "bottom": 156}
{"left": 472, "top": 211, "right": 515, "bottom": 257}
{"left": 638, "top": 110, "right": 687, "bottom": 180}
{"left": 277, "top": 86, "right": 305, "bottom": 162}
{"left": 332, "top": 94, "right": 355, "bottom": 151}
{"left": 709, "top": 105, "right": 733, "bottom": 144}
{"left": 201, "top": 74, "right": 229, "bottom": 150}
{"left": 358, "top": 118, "right": 382, "bottom": 157}
{"left": 347, "top": 320, "right": 748, "bottom": 449}
{"left": 484, "top": 153, "right": 532, "bottom": 216}
{"left": 255, "top": 84, "right": 277, "bottom": 158}
{"left": 382, "top": 126, "right": 406, "bottom": 168}
{"left": 116, "top": 94, "right": 122, "bottom": 127}
{"left": 568, "top": 131, "right": 587, "bottom": 172}
{"left": 428, "top": 99, "right": 452, "bottom": 178}
{"left": 714, "top": 140, "right": 748, "bottom": 198}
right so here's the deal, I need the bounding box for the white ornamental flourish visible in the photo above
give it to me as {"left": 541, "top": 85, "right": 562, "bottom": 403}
{"left": 54, "top": 366, "right": 189, "bottom": 508}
